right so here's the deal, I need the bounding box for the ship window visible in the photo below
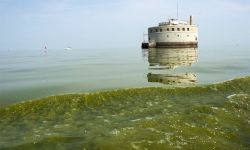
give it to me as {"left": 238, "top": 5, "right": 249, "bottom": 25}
{"left": 172, "top": 28, "right": 174, "bottom": 31}
{"left": 187, "top": 28, "right": 190, "bottom": 31}
{"left": 182, "top": 28, "right": 185, "bottom": 31}
{"left": 177, "top": 28, "right": 180, "bottom": 31}
{"left": 177, "top": 35, "right": 179, "bottom": 37}
{"left": 167, "top": 28, "right": 169, "bottom": 31}
{"left": 160, "top": 29, "right": 162, "bottom": 32}
{"left": 167, "top": 35, "right": 169, "bottom": 37}
{"left": 155, "top": 29, "right": 158, "bottom": 32}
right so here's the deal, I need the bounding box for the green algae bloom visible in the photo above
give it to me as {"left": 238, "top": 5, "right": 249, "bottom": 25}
{"left": 0, "top": 77, "right": 250, "bottom": 150}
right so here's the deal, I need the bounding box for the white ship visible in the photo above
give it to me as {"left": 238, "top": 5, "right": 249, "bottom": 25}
{"left": 142, "top": 16, "right": 198, "bottom": 48}
{"left": 64, "top": 47, "right": 72, "bottom": 50}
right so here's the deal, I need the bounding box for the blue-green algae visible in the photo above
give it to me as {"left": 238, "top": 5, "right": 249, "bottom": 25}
{"left": 0, "top": 77, "right": 250, "bottom": 150}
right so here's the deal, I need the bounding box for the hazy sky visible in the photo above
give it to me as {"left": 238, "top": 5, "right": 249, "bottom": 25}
{"left": 0, "top": 0, "right": 250, "bottom": 50}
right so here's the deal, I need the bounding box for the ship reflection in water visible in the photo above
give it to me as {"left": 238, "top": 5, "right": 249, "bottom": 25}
{"left": 144, "top": 47, "right": 198, "bottom": 85}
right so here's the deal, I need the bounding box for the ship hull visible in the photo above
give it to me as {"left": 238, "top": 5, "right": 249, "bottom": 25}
{"left": 149, "top": 42, "right": 198, "bottom": 48}
{"left": 147, "top": 23, "right": 198, "bottom": 48}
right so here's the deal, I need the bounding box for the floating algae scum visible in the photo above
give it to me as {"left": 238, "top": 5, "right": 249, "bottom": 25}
{"left": 0, "top": 76, "right": 250, "bottom": 150}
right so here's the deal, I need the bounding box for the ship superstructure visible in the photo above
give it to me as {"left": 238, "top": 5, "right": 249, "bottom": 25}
{"left": 143, "top": 16, "right": 198, "bottom": 48}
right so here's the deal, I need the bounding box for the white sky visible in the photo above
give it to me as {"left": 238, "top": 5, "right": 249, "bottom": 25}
{"left": 0, "top": 0, "right": 250, "bottom": 50}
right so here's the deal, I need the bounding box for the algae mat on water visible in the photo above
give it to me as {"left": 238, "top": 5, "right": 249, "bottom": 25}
{"left": 0, "top": 77, "right": 250, "bottom": 150}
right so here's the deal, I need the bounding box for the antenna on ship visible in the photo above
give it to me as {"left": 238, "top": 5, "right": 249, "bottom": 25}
{"left": 177, "top": 0, "right": 179, "bottom": 19}
{"left": 143, "top": 32, "right": 145, "bottom": 42}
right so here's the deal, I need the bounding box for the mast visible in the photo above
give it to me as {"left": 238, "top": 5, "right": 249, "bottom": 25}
{"left": 143, "top": 33, "right": 145, "bottom": 42}
{"left": 177, "top": 0, "right": 179, "bottom": 19}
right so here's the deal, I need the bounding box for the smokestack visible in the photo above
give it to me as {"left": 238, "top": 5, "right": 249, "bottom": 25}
{"left": 190, "top": 15, "right": 193, "bottom": 25}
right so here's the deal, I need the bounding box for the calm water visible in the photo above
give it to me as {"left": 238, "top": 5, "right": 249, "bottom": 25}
{"left": 1, "top": 46, "right": 250, "bottom": 106}
{"left": 0, "top": 46, "right": 250, "bottom": 149}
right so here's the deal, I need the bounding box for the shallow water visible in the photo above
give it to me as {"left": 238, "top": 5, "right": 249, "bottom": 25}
{"left": 1, "top": 46, "right": 250, "bottom": 149}
{"left": 1, "top": 46, "right": 250, "bottom": 106}
{"left": 0, "top": 76, "right": 250, "bottom": 149}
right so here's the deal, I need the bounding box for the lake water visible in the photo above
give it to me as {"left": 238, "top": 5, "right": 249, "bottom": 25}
{"left": 1, "top": 45, "right": 250, "bottom": 106}
{"left": 0, "top": 45, "right": 250, "bottom": 149}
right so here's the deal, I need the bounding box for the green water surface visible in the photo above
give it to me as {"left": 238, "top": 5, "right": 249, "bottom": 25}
{"left": 0, "top": 77, "right": 250, "bottom": 150}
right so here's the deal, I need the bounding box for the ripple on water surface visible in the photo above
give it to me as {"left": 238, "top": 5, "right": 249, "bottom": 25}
{"left": 0, "top": 77, "right": 250, "bottom": 150}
